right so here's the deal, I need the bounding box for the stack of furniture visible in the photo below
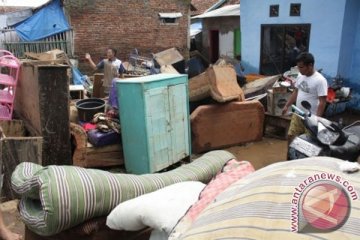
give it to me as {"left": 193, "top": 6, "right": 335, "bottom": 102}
{"left": 0, "top": 50, "right": 20, "bottom": 120}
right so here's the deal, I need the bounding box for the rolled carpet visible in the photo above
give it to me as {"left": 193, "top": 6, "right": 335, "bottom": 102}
{"left": 11, "top": 150, "right": 235, "bottom": 236}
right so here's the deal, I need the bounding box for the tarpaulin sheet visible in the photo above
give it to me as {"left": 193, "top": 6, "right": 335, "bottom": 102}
{"left": 15, "top": 0, "right": 70, "bottom": 41}
{"left": 71, "top": 67, "right": 86, "bottom": 85}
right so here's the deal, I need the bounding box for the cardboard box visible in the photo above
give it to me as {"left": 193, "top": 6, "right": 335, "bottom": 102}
{"left": 267, "top": 89, "right": 292, "bottom": 116}
{"left": 25, "top": 49, "right": 66, "bottom": 61}
{"left": 272, "top": 81, "right": 288, "bottom": 93}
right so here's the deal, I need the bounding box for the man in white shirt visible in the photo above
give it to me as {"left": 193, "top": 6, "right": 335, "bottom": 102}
{"left": 85, "top": 48, "right": 125, "bottom": 95}
{"left": 282, "top": 52, "right": 328, "bottom": 143}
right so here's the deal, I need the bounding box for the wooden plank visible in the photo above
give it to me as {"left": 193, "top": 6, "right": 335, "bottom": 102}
{"left": 17, "top": 115, "right": 41, "bottom": 137}
{"left": 15, "top": 62, "right": 71, "bottom": 166}
{"left": 1, "top": 137, "right": 42, "bottom": 200}
{"left": 38, "top": 66, "right": 71, "bottom": 166}
{"left": 0, "top": 120, "right": 25, "bottom": 137}
{"left": 85, "top": 148, "right": 124, "bottom": 168}
{"left": 189, "top": 71, "right": 210, "bottom": 102}
{"left": 92, "top": 73, "right": 104, "bottom": 98}
{"left": 15, "top": 62, "right": 42, "bottom": 133}
{"left": 153, "top": 47, "right": 184, "bottom": 66}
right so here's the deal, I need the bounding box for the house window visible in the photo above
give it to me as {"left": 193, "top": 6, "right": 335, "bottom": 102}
{"left": 290, "top": 3, "right": 301, "bottom": 16}
{"left": 158, "top": 12, "right": 182, "bottom": 25}
{"left": 260, "top": 24, "right": 311, "bottom": 75}
{"left": 269, "top": 5, "right": 279, "bottom": 17}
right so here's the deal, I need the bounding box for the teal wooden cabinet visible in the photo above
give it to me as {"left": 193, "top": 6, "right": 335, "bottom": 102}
{"left": 116, "top": 73, "right": 191, "bottom": 174}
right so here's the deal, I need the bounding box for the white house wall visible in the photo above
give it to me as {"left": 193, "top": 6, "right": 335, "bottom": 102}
{"left": 201, "top": 16, "right": 240, "bottom": 62}
{"left": 219, "top": 31, "right": 234, "bottom": 58}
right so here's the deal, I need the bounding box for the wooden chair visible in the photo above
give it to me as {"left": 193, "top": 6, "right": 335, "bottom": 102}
{"left": 70, "top": 122, "right": 124, "bottom": 168}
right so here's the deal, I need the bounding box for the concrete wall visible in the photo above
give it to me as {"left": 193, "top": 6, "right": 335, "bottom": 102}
{"left": 347, "top": 0, "right": 360, "bottom": 109}
{"left": 69, "top": 0, "right": 189, "bottom": 74}
{"left": 219, "top": 31, "right": 234, "bottom": 57}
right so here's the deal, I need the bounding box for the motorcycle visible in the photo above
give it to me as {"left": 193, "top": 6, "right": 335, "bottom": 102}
{"left": 288, "top": 101, "right": 360, "bottom": 162}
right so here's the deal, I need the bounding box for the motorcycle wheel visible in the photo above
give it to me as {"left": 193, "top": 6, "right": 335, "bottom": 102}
{"left": 287, "top": 147, "right": 309, "bottom": 160}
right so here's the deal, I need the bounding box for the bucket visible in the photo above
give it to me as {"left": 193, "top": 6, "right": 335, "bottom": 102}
{"left": 75, "top": 98, "right": 105, "bottom": 122}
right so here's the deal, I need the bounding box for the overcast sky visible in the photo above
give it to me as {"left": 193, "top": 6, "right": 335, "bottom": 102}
{"left": 0, "top": 0, "right": 49, "bottom": 7}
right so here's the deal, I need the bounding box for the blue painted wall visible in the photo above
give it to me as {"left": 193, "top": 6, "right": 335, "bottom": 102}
{"left": 241, "top": 0, "right": 360, "bottom": 110}
{"left": 348, "top": 0, "right": 360, "bottom": 109}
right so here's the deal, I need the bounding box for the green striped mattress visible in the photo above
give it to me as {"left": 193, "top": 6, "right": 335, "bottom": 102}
{"left": 11, "top": 150, "right": 235, "bottom": 236}
{"left": 170, "top": 157, "right": 360, "bottom": 239}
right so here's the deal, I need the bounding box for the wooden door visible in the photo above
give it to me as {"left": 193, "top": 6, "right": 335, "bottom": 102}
{"left": 144, "top": 83, "right": 189, "bottom": 172}
{"left": 234, "top": 28, "right": 241, "bottom": 58}
{"left": 209, "top": 30, "right": 219, "bottom": 63}
{"left": 145, "top": 86, "right": 172, "bottom": 172}
{"left": 168, "top": 83, "right": 189, "bottom": 163}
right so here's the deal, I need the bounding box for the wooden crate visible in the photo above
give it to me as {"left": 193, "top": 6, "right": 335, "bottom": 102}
{"left": 0, "top": 120, "right": 42, "bottom": 200}
{"left": 263, "top": 112, "right": 291, "bottom": 140}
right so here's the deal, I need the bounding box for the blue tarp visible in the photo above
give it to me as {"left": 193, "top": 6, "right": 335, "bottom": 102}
{"left": 71, "top": 67, "right": 86, "bottom": 85}
{"left": 15, "top": 0, "right": 70, "bottom": 41}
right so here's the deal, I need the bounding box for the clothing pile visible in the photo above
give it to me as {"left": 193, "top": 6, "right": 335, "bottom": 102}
{"left": 85, "top": 113, "right": 121, "bottom": 147}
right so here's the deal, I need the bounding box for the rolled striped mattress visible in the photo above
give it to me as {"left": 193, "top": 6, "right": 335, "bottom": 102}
{"left": 11, "top": 150, "right": 235, "bottom": 236}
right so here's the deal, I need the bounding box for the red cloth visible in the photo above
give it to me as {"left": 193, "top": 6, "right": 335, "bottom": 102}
{"left": 186, "top": 159, "right": 255, "bottom": 221}
{"left": 327, "top": 87, "right": 336, "bottom": 103}
{"left": 82, "top": 123, "right": 97, "bottom": 131}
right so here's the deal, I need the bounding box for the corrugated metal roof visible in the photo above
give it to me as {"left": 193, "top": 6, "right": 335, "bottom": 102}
{"left": 190, "top": 29, "right": 202, "bottom": 37}
{"left": 192, "top": 4, "right": 240, "bottom": 19}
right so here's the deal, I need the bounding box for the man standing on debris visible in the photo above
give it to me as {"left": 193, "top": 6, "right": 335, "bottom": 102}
{"left": 85, "top": 48, "right": 125, "bottom": 95}
{"left": 282, "top": 52, "right": 328, "bottom": 142}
